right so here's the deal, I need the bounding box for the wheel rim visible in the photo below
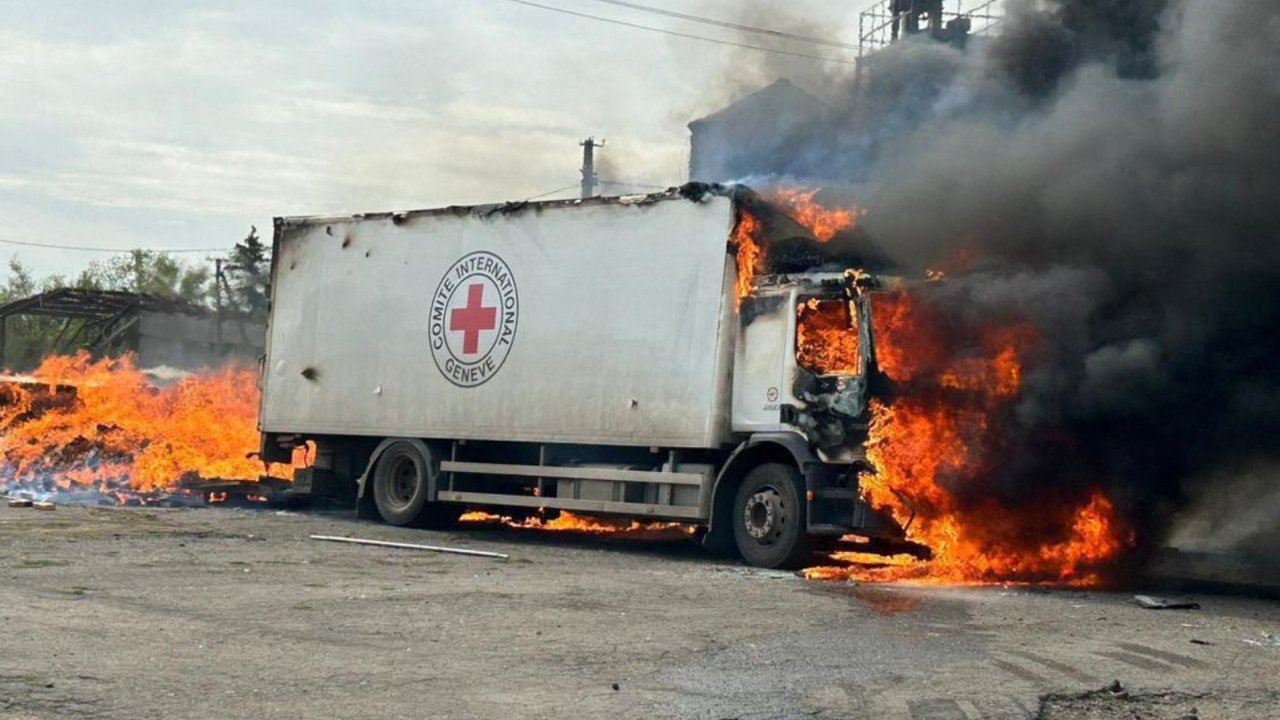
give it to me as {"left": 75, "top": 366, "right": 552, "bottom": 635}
{"left": 742, "top": 484, "right": 787, "bottom": 545}
{"left": 383, "top": 455, "right": 420, "bottom": 511}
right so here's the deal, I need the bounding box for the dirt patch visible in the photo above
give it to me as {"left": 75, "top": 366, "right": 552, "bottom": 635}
{"left": 1036, "top": 686, "right": 1280, "bottom": 719}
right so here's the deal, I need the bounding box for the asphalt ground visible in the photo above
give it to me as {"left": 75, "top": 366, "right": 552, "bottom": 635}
{"left": 2, "top": 504, "right": 1278, "bottom": 719}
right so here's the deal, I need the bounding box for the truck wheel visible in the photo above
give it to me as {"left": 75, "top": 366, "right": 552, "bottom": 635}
{"left": 732, "top": 463, "right": 814, "bottom": 569}
{"left": 370, "top": 442, "right": 460, "bottom": 529}
{"left": 372, "top": 442, "right": 429, "bottom": 526}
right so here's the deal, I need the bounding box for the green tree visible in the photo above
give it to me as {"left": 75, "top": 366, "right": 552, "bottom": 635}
{"left": 224, "top": 226, "right": 269, "bottom": 321}
{"left": 76, "top": 250, "right": 211, "bottom": 304}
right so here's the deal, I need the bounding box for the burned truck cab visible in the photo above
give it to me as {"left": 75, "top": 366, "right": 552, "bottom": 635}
{"left": 734, "top": 272, "right": 871, "bottom": 455}
{"left": 728, "top": 269, "right": 903, "bottom": 552}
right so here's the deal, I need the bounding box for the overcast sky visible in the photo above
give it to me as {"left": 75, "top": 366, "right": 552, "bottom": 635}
{"left": 0, "top": 0, "right": 879, "bottom": 280}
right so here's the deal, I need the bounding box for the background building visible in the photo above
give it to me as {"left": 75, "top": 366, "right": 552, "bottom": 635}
{"left": 0, "top": 288, "right": 264, "bottom": 371}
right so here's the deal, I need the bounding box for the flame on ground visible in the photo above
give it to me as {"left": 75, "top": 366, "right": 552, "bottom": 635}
{"left": 804, "top": 287, "right": 1129, "bottom": 585}
{"left": 460, "top": 510, "right": 694, "bottom": 540}
{"left": 0, "top": 353, "right": 301, "bottom": 501}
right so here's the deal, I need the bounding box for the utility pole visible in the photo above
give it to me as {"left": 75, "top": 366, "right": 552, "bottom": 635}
{"left": 580, "top": 137, "right": 604, "bottom": 198}
{"left": 133, "top": 250, "right": 145, "bottom": 293}
{"left": 212, "top": 257, "right": 224, "bottom": 346}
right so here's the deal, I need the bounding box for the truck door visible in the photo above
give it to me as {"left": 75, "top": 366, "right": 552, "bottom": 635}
{"left": 789, "top": 291, "right": 871, "bottom": 458}
{"left": 731, "top": 294, "right": 791, "bottom": 433}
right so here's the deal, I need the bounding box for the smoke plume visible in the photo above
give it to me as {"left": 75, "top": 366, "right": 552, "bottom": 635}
{"left": 710, "top": 0, "right": 1280, "bottom": 568}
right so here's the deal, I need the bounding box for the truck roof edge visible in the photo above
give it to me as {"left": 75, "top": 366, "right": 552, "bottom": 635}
{"left": 273, "top": 182, "right": 756, "bottom": 229}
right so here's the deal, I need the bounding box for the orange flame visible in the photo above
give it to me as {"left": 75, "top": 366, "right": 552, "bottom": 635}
{"left": 767, "top": 188, "right": 864, "bottom": 242}
{"left": 460, "top": 510, "right": 693, "bottom": 540}
{"left": 805, "top": 288, "right": 1128, "bottom": 585}
{"left": 732, "top": 188, "right": 864, "bottom": 305}
{"left": 0, "top": 353, "right": 301, "bottom": 500}
{"left": 733, "top": 209, "right": 764, "bottom": 302}
{"left": 795, "top": 298, "right": 862, "bottom": 376}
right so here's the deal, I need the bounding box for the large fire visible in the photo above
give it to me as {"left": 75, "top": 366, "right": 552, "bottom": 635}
{"left": 745, "top": 188, "right": 1127, "bottom": 585}
{"left": 804, "top": 288, "right": 1128, "bottom": 585}
{"left": 0, "top": 353, "right": 298, "bottom": 502}
{"left": 734, "top": 187, "right": 864, "bottom": 301}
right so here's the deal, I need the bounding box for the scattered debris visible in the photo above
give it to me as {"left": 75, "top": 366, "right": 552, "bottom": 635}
{"left": 3, "top": 493, "right": 54, "bottom": 510}
{"left": 1134, "top": 594, "right": 1201, "bottom": 610}
{"left": 178, "top": 476, "right": 291, "bottom": 505}
{"left": 1242, "top": 633, "right": 1280, "bottom": 649}
{"left": 1038, "top": 687, "right": 1215, "bottom": 719}
{"left": 705, "top": 566, "right": 798, "bottom": 581}
{"left": 0, "top": 355, "right": 304, "bottom": 504}
{"left": 309, "top": 534, "right": 509, "bottom": 559}
{"left": 1, "top": 478, "right": 293, "bottom": 510}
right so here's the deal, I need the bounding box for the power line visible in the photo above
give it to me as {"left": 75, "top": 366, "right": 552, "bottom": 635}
{"left": 584, "top": 0, "right": 858, "bottom": 50}
{"left": 0, "top": 237, "right": 230, "bottom": 254}
{"left": 496, "top": 0, "right": 858, "bottom": 65}
{"left": 522, "top": 183, "right": 581, "bottom": 201}
{"left": 597, "top": 179, "right": 669, "bottom": 189}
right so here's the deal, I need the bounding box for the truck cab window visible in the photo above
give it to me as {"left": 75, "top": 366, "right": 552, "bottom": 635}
{"left": 795, "top": 298, "right": 862, "bottom": 376}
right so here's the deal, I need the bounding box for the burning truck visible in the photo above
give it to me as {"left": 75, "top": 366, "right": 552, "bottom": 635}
{"left": 259, "top": 183, "right": 920, "bottom": 568}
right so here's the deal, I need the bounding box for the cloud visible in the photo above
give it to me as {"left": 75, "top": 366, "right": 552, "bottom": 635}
{"left": 0, "top": 0, "right": 865, "bottom": 278}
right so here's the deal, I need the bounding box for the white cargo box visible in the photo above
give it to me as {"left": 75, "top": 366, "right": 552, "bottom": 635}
{"left": 262, "top": 191, "right": 738, "bottom": 449}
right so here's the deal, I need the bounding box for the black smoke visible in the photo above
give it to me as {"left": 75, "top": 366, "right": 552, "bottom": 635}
{"left": 708, "top": 0, "right": 1280, "bottom": 570}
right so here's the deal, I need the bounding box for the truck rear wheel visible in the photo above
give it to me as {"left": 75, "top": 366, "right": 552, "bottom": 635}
{"left": 371, "top": 442, "right": 459, "bottom": 529}
{"left": 732, "top": 463, "right": 814, "bottom": 569}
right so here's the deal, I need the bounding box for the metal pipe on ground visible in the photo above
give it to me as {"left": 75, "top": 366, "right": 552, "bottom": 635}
{"left": 309, "top": 534, "right": 509, "bottom": 559}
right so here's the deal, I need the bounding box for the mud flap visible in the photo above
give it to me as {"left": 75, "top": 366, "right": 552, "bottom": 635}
{"left": 356, "top": 491, "right": 379, "bottom": 520}
{"left": 804, "top": 461, "right": 909, "bottom": 542}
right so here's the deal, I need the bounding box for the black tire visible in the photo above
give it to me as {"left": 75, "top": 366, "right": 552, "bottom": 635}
{"left": 371, "top": 442, "right": 460, "bottom": 529}
{"left": 732, "top": 463, "right": 814, "bottom": 569}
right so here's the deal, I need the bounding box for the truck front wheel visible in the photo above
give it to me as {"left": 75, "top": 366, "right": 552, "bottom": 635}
{"left": 371, "top": 442, "right": 459, "bottom": 529}
{"left": 732, "top": 463, "right": 814, "bottom": 569}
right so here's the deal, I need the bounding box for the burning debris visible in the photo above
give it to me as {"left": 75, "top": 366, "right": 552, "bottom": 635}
{"left": 0, "top": 353, "right": 302, "bottom": 505}
{"left": 843, "top": 285, "right": 1128, "bottom": 584}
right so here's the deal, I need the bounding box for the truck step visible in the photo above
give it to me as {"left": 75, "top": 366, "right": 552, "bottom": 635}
{"left": 441, "top": 461, "right": 706, "bottom": 486}
{"left": 807, "top": 523, "right": 855, "bottom": 536}
{"left": 437, "top": 490, "right": 704, "bottom": 521}
{"left": 813, "top": 487, "right": 857, "bottom": 501}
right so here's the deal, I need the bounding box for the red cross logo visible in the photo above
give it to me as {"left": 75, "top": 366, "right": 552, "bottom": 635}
{"left": 450, "top": 283, "right": 498, "bottom": 355}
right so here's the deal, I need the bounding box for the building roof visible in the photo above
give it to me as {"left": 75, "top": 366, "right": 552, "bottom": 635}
{"left": 0, "top": 288, "right": 208, "bottom": 321}
{"left": 687, "top": 78, "right": 828, "bottom": 131}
